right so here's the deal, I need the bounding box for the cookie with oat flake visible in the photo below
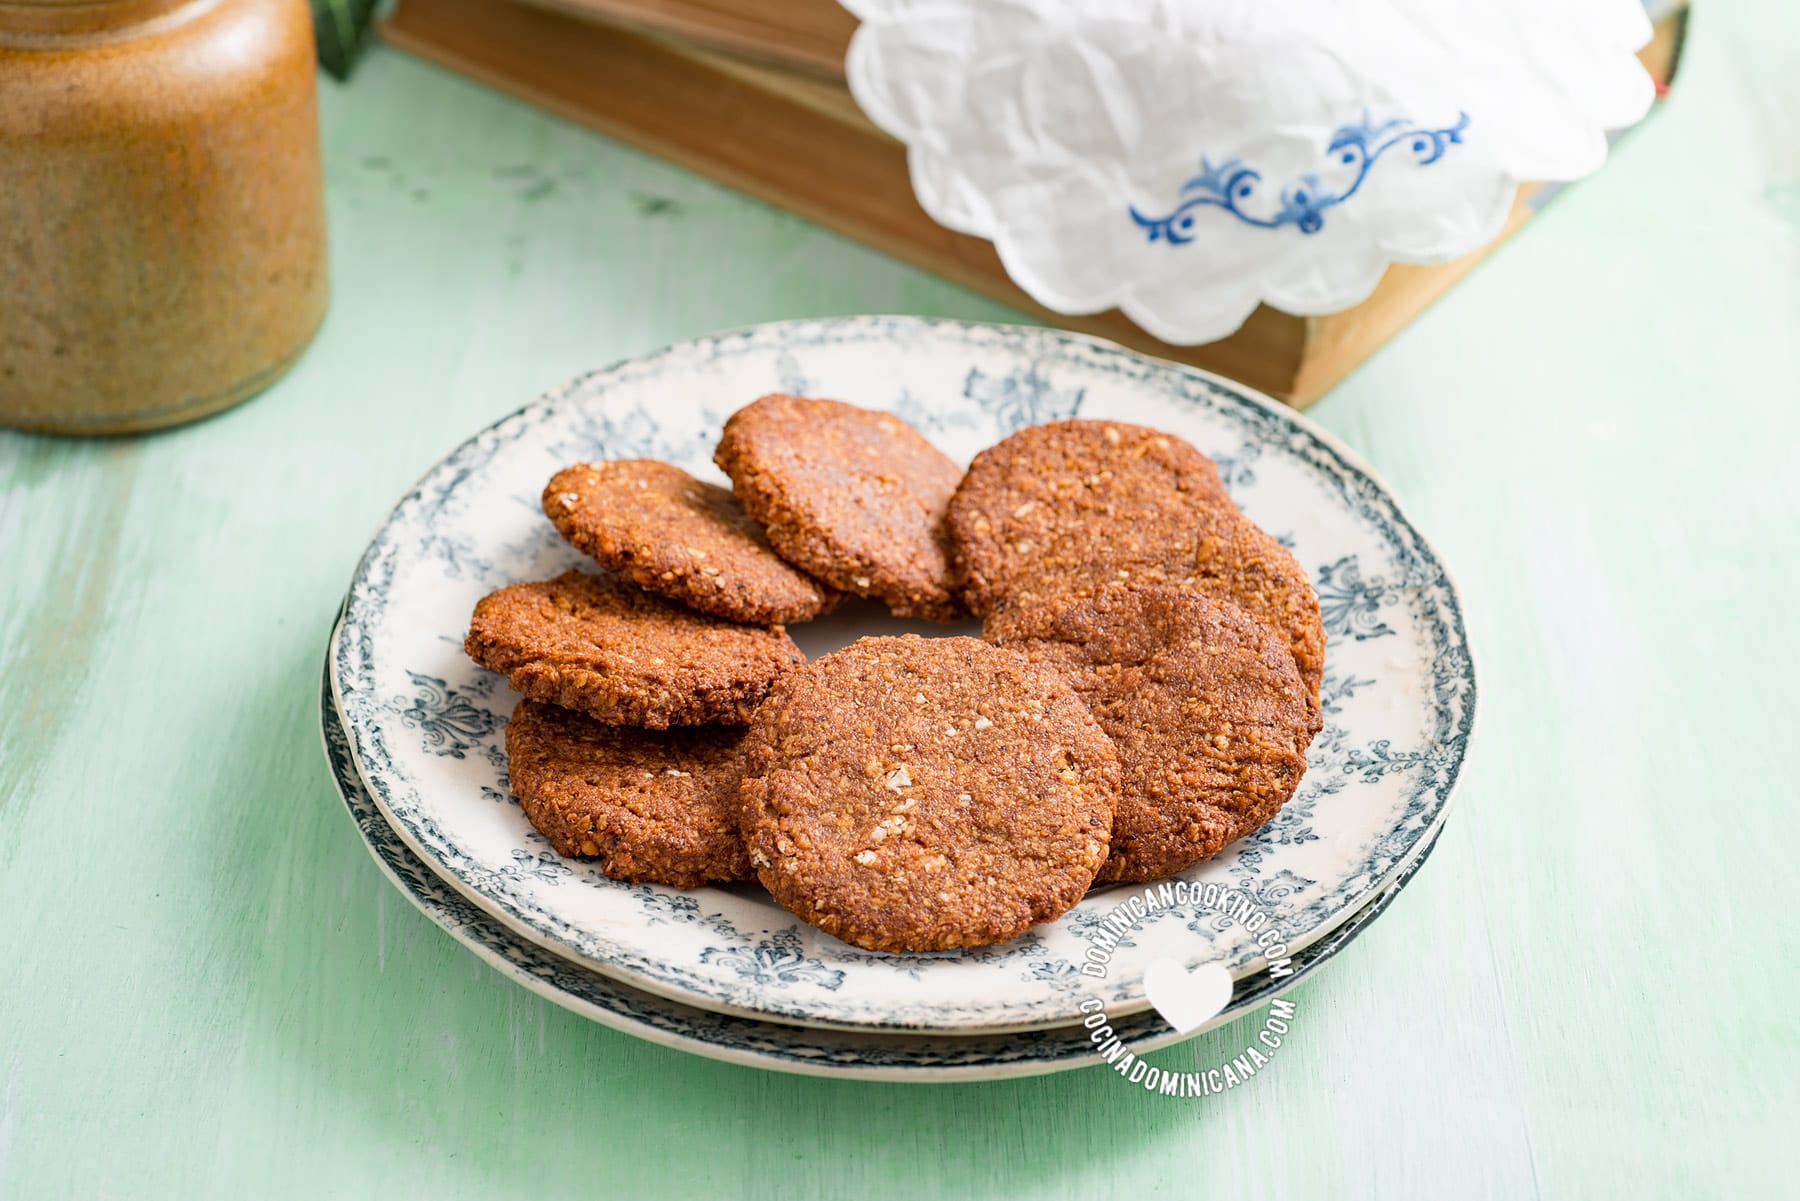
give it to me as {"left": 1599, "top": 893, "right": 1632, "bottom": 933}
{"left": 715, "top": 394, "right": 967, "bottom": 622}
{"left": 544, "top": 459, "right": 836, "bottom": 625}
{"left": 505, "top": 700, "right": 752, "bottom": 888}
{"left": 465, "top": 569, "right": 804, "bottom": 728}
{"left": 946, "top": 418, "right": 1233, "bottom": 615}
{"left": 736, "top": 634, "right": 1118, "bottom": 952}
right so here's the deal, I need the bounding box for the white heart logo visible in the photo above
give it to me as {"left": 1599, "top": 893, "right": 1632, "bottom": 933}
{"left": 1143, "top": 959, "right": 1235, "bottom": 1034}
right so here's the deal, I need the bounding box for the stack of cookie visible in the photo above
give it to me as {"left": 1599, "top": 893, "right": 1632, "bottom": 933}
{"left": 464, "top": 394, "right": 1324, "bottom": 953}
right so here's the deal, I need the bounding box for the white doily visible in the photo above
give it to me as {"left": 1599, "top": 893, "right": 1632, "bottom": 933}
{"left": 843, "top": 0, "right": 1656, "bottom": 344}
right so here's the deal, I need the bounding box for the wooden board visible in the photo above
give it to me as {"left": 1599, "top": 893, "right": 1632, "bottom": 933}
{"left": 516, "top": 0, "right": 857, "bottom": 79}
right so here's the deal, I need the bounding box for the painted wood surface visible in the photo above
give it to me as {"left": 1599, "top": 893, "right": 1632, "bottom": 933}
{"left": 2, "top": 6, "right": 1796, "bottom": 1196}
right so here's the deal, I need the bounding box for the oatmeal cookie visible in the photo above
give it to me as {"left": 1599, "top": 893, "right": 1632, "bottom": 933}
{"left": 465, "top": 569, "right": 804, "bottom": 727}
{"left": 946, "top": 418, "right": 1232, "bottom": 614}
{"left": 736, "top": 635, "right": 1119, "bottom": 951}
{"left": 714, "top": 394, "right": 966, "bottom": 622}
{"left": 505, "top": 701, "right": 753, "bottom": 887}
{"left": 544, "top": 459, "right": 835, "bottom": 625}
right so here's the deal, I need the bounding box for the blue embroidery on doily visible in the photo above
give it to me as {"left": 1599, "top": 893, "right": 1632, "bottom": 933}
{"left": 1131, "top": 112, "right": 1470, "bottom": 239}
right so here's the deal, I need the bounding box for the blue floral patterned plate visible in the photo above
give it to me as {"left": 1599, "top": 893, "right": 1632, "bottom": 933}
{"left": 321, "top": 651, "right": 1445, "bottom": 1079}
{"left": 328, "top": 316, "right": 1476, "bottom": 1033}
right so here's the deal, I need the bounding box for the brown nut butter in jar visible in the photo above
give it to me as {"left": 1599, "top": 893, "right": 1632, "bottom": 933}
{"left": 0, "top": 0, "right": 329, "bottom": 433}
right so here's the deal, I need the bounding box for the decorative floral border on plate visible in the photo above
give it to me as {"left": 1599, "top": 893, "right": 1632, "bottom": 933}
{"left": 330, "top": 316, "right": 1477, "bottom": 1031}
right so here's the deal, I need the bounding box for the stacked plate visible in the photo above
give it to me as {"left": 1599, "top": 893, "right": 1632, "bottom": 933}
{"left": 321, "top": 316, "right": 1476, "bottom": 1081}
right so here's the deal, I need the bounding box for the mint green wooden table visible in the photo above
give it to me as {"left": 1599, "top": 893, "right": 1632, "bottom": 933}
{"left": 3, "top": 8, "right": 1796, "bottom": 1196}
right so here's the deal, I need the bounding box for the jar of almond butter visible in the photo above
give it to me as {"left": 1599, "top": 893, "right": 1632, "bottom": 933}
{"left": 0, "top": 0, "right": 328, "bottom": 433}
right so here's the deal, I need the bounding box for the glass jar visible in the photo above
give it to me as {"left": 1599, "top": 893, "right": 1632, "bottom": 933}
{"left": 0, "top": 0, "right": 328, "bottom": 433}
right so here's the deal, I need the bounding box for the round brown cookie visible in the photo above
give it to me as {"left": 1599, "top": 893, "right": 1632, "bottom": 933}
{"left": 465, "top": 569, "right": 804, "bottom": 728}
{"left": 505, "top": 700, "right": 752, "bottom": 888}
{"left": 946, "top": 418, "right": 1233, "bottom": 615}
{"left": 714, "top": 394, "right": 966, "bottom": 622}
{"left": 736, "top": 635, "right": 1119, "bottom": 952}
{"left": 987, "top": 584, "right": 1314, "bottom": 883}
{"left": 543, "top": 460, "right": 836, "bottom": 625}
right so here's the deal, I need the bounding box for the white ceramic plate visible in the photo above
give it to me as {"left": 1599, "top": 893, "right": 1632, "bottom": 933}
{"left": 321, "top": 653, "right": 1447, "bottom": 1080}
{"left": 329, "top": 316, "right": 1476, "bottom": 1032}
